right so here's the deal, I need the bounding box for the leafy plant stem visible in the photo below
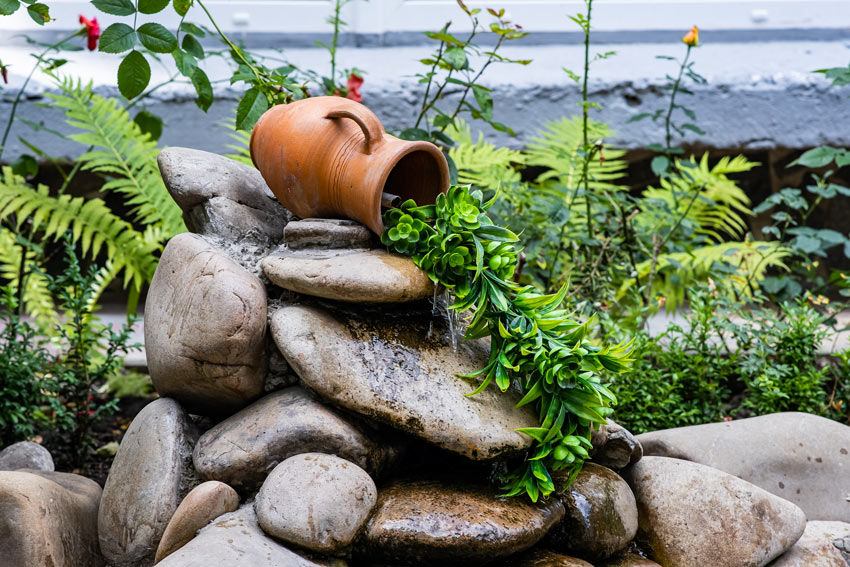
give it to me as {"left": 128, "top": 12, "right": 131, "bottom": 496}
{"left": 413, "top": 35, "right": 446, "bottom": 129}
{"left": 664, "top": 45, "right": 692, "bottom": 160}
{"left": 0, "top": 30, "right": 83, "bottom": 161}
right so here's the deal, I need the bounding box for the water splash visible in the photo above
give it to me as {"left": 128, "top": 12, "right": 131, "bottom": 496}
{"left": 427, "top": 286, "right": 461, "bottom": 352}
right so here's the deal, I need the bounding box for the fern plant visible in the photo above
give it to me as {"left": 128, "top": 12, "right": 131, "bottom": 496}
{"left": 0, "top": 77, "right": 185, "bottom": 324}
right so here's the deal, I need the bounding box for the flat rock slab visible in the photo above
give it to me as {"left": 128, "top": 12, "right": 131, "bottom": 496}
{"left": 283, "top": 219, "right": 373, "bottom": 250}
{"left": 146, "top": 233, "right": 268, "bottom": 415}
{"left": 270, "top": 303, "right": 537, "bottom": 460}
{"left": 158, "top": 147, "right": 293, "bottom": 243}
{"left": 256, "top": 453, "right": 377, "bottom": 555}
{"left": 262, "top": 249, "right": 433, "bottom": 303}
{"left": 623, "top": 456, "right": 806, "bottom": 567}
{"left": 769, "top": 521, "right": 850, "bottom": 567}
{"left": 156, "top": 504, "right": 343, "bottom": 566}
{"left": 0, "top": 440, "right": 54, "bottom": 471}
{"left": 637, "top": 412, "right": 850, "bottom": 521}
{"left": 0, "top": 470, "right": 103, "bottom": 567}
{"left": 547, "top": 463, "right": 638, "bottom": 561}
{"left": 155, "top": 480, "right": 240, "bottom": 563}
{"left": 98, "top": 398, "right": 199, "bottom": 567}
{"left": 194, "top": 387, "right": 394, "bottom": 493}
{"left": 356, "top": 480, "right": 565, "bottom": 565}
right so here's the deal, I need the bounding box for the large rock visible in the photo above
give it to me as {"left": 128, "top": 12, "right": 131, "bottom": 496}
{"left": 547, "top": 463, "right": 638, "bottom": 561}
{"left": 262, "top": 248, "right": 433, "bottom": 303}
{"left": 622, "top": 456, "right": 806, "bottom": 567}
{"left": 155, "top": 480, "right": 240, "bottom": 563}
{"left": 145, "top": 233, "right": 268, "bottom": 415}
{"left": 769, "top": 521, "right": 850, "bottom": 567}
{"left": 492, "top": 549, "right": 594, "bottom": 566}
{"left": 194, "top": 387, "right": 395, "bottom": 492}
{"left": 0, "top": 440, "right": 54, "bottom": 471}
{"left": 255, "top": 453, "right": 377, "bottom": 555}
{"left": 637, "top": 413, "right": 850, "bottom": 521}
{"left": 355, "top": 479, "right": 564, "bottom": 565}
{"left": 0, "top": 470, "right": 103, "bottom": 567}
{"left": 99, "top": 398, "right": 199, "bottom": 567}
{"left": 591, "top": 419, "right": 643, "bottom": 469}
{"left": 156, "top": 505, "right": 341, "bottom": 566}
{"left": 157, "top": 147, "right": 294, "bottom": 243}
{"left": 270, "top": 303, "right": 537, "bottom": 460}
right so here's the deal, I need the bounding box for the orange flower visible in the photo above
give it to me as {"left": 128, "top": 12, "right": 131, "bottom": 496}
{"left": 345, "top": 72, "right": 363, "bottom": 103}
{"left": 79, "top": 15, "right": 101, "bottom": 51}
{"left": 682, "top": 25, "right": 699, "bottom": 47}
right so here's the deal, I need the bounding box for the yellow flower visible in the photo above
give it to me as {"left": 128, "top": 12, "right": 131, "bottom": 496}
{"left": 683, "top": 26, "right": 699, "bottom": 47}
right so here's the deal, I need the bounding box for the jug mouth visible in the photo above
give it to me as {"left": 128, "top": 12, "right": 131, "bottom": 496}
{"left": 374, "top": 142, "right": 450, "bottom": 233}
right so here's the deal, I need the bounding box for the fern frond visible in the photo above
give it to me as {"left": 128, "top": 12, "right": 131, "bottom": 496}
{"left": 47, "top": 77, "right": 185, "bottom": 238}
{"left": 640, "top": 153, "right": 757, "bottom": 241}
{"left": 447, "top": 120, "right": 524, "bottom": 192}
{"left": 221, "top": 119, "right": 254, "bottom": 166}
{"left": 0, "top": 167, "right": 160, "bottom": 292}
{"left": 525, "top": 116, "right": 628, "bottom": 191}
{"left": 616, "top": 239, "right": 790, "bottom": 310}
{"left": 0, "top": 227, "right": 57, "bottom": 328}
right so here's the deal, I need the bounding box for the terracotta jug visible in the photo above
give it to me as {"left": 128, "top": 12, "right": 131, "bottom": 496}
{"left": 250, "top": 96, "right": 450, "bottom": 235}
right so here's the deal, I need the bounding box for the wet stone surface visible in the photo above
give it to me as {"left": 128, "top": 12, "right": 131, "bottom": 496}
{"left": 548, "top": 463, "right": 639, "bottom": 561}
{"left": 270, "top": 302, "right": 537, "bottom": 460}
{"left": 355, "top": 479, "right": 565, "bottom": 566}
{"left": 491, "top": 548, "right": 594, "bottom": 566}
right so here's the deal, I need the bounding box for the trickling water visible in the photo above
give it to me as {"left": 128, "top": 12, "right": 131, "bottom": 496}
{"left": 427, "top": 287, "right": 460, "bottom": 352}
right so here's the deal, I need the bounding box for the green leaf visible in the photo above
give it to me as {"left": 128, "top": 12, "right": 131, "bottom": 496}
{"left": 138, "top": 0, "right": 169, "bottom": 14}
{"left": 179, "top": 22, "right": 206, "bottom": 37}
{"left": 191, "top": 68, "right": 213, "bottom": 111}
{"left": 0, "top": 0, "right": 21, "bottom": 16}
{"left": 10, "top": 154, "right": 38, "bottom": 177}
{"left": 133, "top": 110, "right": 163, "bottom": 141}
{"left": 443, "top": 46, "right": 468, "bottom": 70}
{"left": 235, "top": 87, "right": 269, "bottom": 131}
{"left": 793, "top": 235, "right": 822, "bottom": 254}
{"left": 25, "top": 2, "right": 49, "bottom": 24}
{"left": 398, "top": 127, "right": 430, "bottom": 142}
{"left": 92, "top": 0, "right": 135, "bottom": 16}
{"left": 423, "top": 31, "right": 463, "bottom": 46}
{"left": 172, "top": 49, "right": 197, "bottom": 77}
{"left": 137, "top": 23, "right": 178, "bottom": 53}
{"left": 651, "top": 155, "right": 670, "bottom": 177}
{"left": 99, "top": 23, "right": 136, "bottom": 54}
{"left": 117, "top": 50, "right": 151, "bottom": 99}
{"left": 793, "top": 146, "right": 837, "bottom": 168}
{"left": 181, "top": 34, "right": 204, "bottom": 59}
{"left": 173, "top": 0, "right": 191, "bottom": 16}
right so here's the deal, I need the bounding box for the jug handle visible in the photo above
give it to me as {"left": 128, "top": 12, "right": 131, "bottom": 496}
{"left": 325, "top": 109, "right": 383, "bottom": 155}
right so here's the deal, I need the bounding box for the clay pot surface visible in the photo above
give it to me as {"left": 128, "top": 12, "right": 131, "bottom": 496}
{"left": 251, "top": 96, "right": 450, "bottom": 235}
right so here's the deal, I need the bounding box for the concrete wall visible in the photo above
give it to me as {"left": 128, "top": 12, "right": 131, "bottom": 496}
{"left": 1, "top": 36, "right": 849, "bottom": 161}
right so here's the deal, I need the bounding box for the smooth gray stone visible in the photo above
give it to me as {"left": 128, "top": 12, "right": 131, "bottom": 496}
{"left": 284, "top": 219, "right": 373, "bottom": 250}
{"left": 145, "top": 233, "right": 267, "bottom": 416}
{"left": 270, "top": 303, "right": 537, "bottom": 460}
{"left": 255, "top": 453, "right": 377, "bottom": 555}
{"left": 98, "top": 398, "right": 199, "bottom": 567}
{"left": 0, "top": 470, "right": 103, "bottom": 567}
{"left": 623, "top": 456, "right": 806, "bottom": 567}
{"left": 157, "top": 147, "right": 294, "bottom": 243}
{"left": 637, "top": 413, "right": 850, "bottom": 521}
{"left": 156, "top": 505, "right": 343, "bottom": 567}
{"left": 591, "top": 419, "right": 643, "bottom": 469}
{"left": 193, "top": 387, "right": 395, "bottom": 493}
{"left": 768, "top": 521, "right": 850, "bottom": 567}
{"left": 0, "top": 440, "right": 54, "bottom": 471}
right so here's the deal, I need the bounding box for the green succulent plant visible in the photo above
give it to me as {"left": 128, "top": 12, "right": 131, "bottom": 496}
{"left": 382, "top": 185, "right": 633, "bottom": 501}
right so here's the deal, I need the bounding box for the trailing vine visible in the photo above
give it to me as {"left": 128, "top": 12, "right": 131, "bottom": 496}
{"left": 382, "top": 186, "right": 633, "bottom": 501}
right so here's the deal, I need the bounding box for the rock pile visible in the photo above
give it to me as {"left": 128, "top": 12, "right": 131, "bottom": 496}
{"left": 3, "top": 148, "right": 850, "bottom": 567}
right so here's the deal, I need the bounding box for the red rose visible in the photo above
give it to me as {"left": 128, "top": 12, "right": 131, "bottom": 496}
{"left": 345, "top": 72, "right": 363, "bottom": 103}
{"left": 79, "top": 15, "right": 101, "bottom": 51}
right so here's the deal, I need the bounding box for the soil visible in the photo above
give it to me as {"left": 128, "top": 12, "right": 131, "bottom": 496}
{"left": 41, "top": 394, "right": 157, "bottom": 486}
